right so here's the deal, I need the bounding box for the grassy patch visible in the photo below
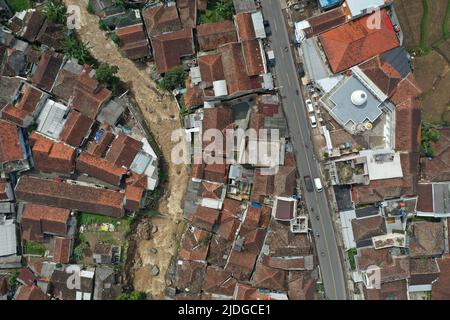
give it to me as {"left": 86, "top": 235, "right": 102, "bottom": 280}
{"left": 6, "top": 0, "right": 32, "bottom": 13}
{"left": 421, "top": 122, "right": 440, "bottom": 158}
{"left": 347, "top": 248, "right": 357, "bottom": 271}
{"left": 77, "top": 212, "right": 130, "bottom": 227}
{"left": 24, "top": 241, "right": 46, "bottom": 256}
{"left": 420, "top": 0, "right": 431, "bottom": 49}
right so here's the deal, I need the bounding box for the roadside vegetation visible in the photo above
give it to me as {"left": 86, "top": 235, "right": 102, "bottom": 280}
{"left": 199, "top": 0, "right": 234, "bottom": 24}
{"left": 6, "top": 0, "right": 33, "bottom": 13}
{"left": 23, "top": 240, "right": 46, "bottom": 256}
{"left": 347, "top": 248, "right": 357, "bottom": 271}
{"left": 159, "top": 66, "right": 188, "bottom": 91}
{"left": 421, "top": 122, "right": 441, "bottom": 158}
{"left": 117, "top": 291, "right": 147, "bottom": 300}
{"left": 43, "top": 0, "right": 67, "bottom": 24}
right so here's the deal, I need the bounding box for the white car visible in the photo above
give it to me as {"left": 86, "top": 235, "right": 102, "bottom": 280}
{"left": 309, "top": 115, "right": 317, "bottom": 128}
{"left": 305, "top": 99, "right": 314, "bottom": 113}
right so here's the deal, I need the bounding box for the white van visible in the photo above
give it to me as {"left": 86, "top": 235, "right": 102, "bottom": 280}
{"left": 305, "top": 99, "right": 314, "bottom": 113}
{"left": 314, "top": 178, "right": 323, "bottom": 192}
{"left": 309, "top": 115, "right": 317, "bottom": 128}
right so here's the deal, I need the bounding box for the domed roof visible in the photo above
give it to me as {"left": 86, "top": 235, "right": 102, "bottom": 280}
{"left": 351, "top": 90, "right": 368, "bottom": 106}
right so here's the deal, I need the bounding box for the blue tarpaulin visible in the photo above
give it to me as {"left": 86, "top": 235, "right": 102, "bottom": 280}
{"left": 318, "top": 0, "right": 343, "bottom": 10}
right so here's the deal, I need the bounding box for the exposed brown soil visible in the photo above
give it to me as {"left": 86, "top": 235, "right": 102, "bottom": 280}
{"left": 63, "top": 0, "right": 189, "bottom": 299}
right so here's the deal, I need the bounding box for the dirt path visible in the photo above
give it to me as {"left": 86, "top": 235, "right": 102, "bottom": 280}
{"left": 64, "top": 0, "right": 189, "bottom": 299}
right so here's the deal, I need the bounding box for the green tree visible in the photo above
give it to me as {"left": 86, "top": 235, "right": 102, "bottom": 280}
{"left": 63, "top": 35, "right": 93, "bottom": 65}
{"left": 117, "top": 291, "right": 147, "bottom": 300}
{"left": 7, "top": 270, "right": 19, "bottom": 290}
{"left": 99, "top": 19, "right": 108, "bottom": 31}
{"left": 159, "top": 66, "right": 187, "bottom": 91}
{"left": 111, "top": 33, "right": 120, "bottom": 45}
{"left": 43, "top": 0, "right": 67, "bottom": 24}
{"left": 95, "top": 63, "right": 119, "bottom": 87}
{"left": 112, "top": 0, "right": 124, "bottom": 8}
{"left": 215, "top": 0, "right": 234, "bottom": 20}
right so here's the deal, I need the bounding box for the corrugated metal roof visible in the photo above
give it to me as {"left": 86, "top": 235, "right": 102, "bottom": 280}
{"left": 0, "top": 218, "right": 17, "bottom": 256}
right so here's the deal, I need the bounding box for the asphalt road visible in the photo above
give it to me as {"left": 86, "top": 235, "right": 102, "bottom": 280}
{"left": 261, "top": 0, "right": 347, "bottom": 300}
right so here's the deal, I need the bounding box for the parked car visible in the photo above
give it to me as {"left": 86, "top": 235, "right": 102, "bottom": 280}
{"left": 309, "top": 115, "right": 317, "bottom": 128}
{"left": 305, "top": 99, "right": 314, "bottom": 113}
{"left": 298, "top": 65, "right": 305, "bottom": 78}
{"left": 304, "top": 175, "right": 313, "bottom": 192}
{"left": 314, "top": 178, "right": 323, "bottom": 192}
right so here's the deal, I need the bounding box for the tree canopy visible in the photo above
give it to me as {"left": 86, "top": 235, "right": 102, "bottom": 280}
{"left": 159, "top": 66, "right": 187, "bottom": 91}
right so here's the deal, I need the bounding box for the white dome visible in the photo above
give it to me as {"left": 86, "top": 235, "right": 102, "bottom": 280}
{"left": 351, "top": 90, "right": 368, "bottom": 106}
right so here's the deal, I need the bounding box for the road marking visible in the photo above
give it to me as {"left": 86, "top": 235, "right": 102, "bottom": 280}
{"left": 270, "top": 0, "right": 342, "bottom": 299}
{"left": 274, "top": 20, "right": 278, "bottom": 32}
{"left": 287, "top": 76, "right": 292, "bottom": 86}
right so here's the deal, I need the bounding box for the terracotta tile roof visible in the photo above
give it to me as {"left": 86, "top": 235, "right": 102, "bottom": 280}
{"left": 238, "top": 226, "right": 266, "bottom": 254}
{"left": 358, "top": 55, "right": 403, "bottom": 97}
{"left": 59, "top": 110, "right": 94, "bottom": 147}
{"left": 202, "top": 266, "right": 237, "bottom": 296}
{"left": 36, "top": 20, "right": 65, "bottom": 51}
{"left": 202, "top": 106, "right": 233, "bottom": 156}
{"left": 395, "top": 97, "right": 421, "bottom": 153}
{"left": 242, "top": 40, "right": 264, "bottom": 76}
{"left": 408, "top": 221, "right": 445, "bottom": 258}
{"left": 265, "top": 219, "right": 312, "bottom": 256}
{"left": 432, "top": 255, "right": 450, "bottom": 299}
{"left": 151, "top": 28, "right": 194, "bottom": 74}
{"left": 287, "top": 272, "right": 317, "bottom": 300}
{"left": 0, "top": 180, "right": 11, "bottom": 201}
{"left": 184, "top": 77, "right": 204, "bottom": 108}
{"left": 235, "top": 12, "right": 255, "bottom": 41}
{"left": 15, "top": 175, "right": 125, "bottom": 218}
{"left": 15, "top": 285, "right": 48, "bottom": 300}
{"left": 351, "top": 178, "right": 406, "bottom": 205}
{"left": 417, "top": 183, "right": 433, "bottom": 212}
{"left": 175, "top": 260, "right": 206, "bottom": 294}
{"left": 351, "top": 215, "right": 386, "bottom": 242}
{"left": 1, "top": 83, "right": 43, "bottom": 127}
{"left": 70, "top": 65, "right": 112, "bottom": 119}
{"left": 142, "top": 4, "right": 182, "bottom": 36}
{"left": 126, "top": 170, "right": 148, "bottom": 189}
{"left": 234, "top": 283, "right": 271, "bottom": 300}
{"left": 29, "top": 131, "right": 76, "bottom": 174}
{"left": 409, "top": 258, "right": 439, "bottom": 286}
{"left": 52, "top": 68, "right": 79, "bottom": 102}
{"left": 225, "top": 249, "right": 258, "bottom": 281}
{"left": 16, "top": 10, "right": 46, "bottom": 43}
{"left": 303, "top": 6, "right": 349, "bottom": 38}
{"left": 192, "top": 206, "right": 219, "bottom": 231}
{"left": 71, "top": 85, "right": 112, "bottom": 120}
{"left": 105, "top": 133, "right": 142, "bottom": 168}
{"left": 207, "top": 234, "right": 233, "bottom": 268}
{"left": 116, "top": 24, "right": 149, "bottom": 60}
{"left": 251, "top": 169, "right": 274, "bottom": 202}
{"left": 191, "top": 163, "right": 204, "bottom": 180}
{"left": 18, "top": 267, "right": 36, "bottom": 286}
{"left": 76, "top": 152, "right": 127, "bottom": 186}
{"left": 263, "top": 255, "right": 312, "bottom": 271}
{"left": 21, "top": 203, "right": 70, "bottom": 241}
{"left": 203, "top": 163, "right": 228, "bottom": 183}
{"left": 53, "top": 237, "right": 71, "bottom": 264}
{"left": 85, "top": 125, "right": 115, "bottom": 158}
{"left": 218, "top": 42, "right": 253, "bottom": 95}
{"left": 364, "top": 279, "right": 407, "bottom": 300}
{"left": 216, "top": 199, "right": 242, "bottom": 241}
{"left": 319, "top": 9, "right": 399, "bottom": 73}
{"left": 0, "top": 119, "right": 24, "bottom": 163}
{"left": 179, "top": 228, "right": 210, "bottom": 261}
{"left": 31, "top": 51, "right": 63, "bottom": 91}
{"left": 274, "top": 154, "right": 297, "bottom": 197}
{"left": 124, "top": 185, "right": 145, "bottom": 212}
{"left": 422, "top": 129, "right": 450, "bottom": 182}
{"left": 197, "top": 20, "right": 238, "bottom": 51}
{"left": 390, "top": 73, "right": 422, "bottom": 106}
{"left": 357, "top": 247, "right": 410, "bottom": 283}
{"left": 251, "top": 263, "right": 287, "bottom": 292}
{"left": 198, "top": 53, "right": 225, "bottom": 85}
{"left": 177, "top": 0, "right": 197, "bottom": 29}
